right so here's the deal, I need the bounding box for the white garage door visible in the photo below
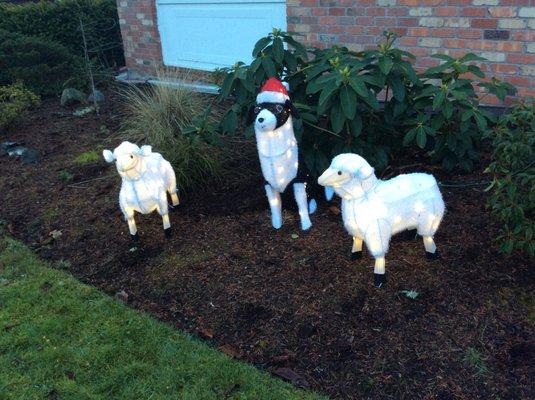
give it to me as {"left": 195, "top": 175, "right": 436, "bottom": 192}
{"left": 156, "top": 0, "right": 287, "bottom": 71}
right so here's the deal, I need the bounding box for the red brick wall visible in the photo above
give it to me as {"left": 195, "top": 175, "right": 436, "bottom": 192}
{"left": 117, "top": 0, "right": 163, "bottom": 75}
{"left": 117, "top": 0, "right": 534, "bottom": 104}
{"left": 287, "top": 0, "right": 535, "bottom": 105}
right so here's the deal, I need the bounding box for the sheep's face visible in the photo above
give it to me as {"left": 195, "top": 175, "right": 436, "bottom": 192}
{"left": 318, "top": 153, "right": 376, "bottom": 199}
{"left": 253, "top": 101, "right": 293, "bottom": 133}
{"left": 103, "top": 142, "right": 152, "bottom": 177}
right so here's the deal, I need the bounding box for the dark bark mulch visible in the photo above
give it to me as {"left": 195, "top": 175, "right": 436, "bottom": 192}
{"left": 0, "top": 96, "right": 533, "bottom": 400}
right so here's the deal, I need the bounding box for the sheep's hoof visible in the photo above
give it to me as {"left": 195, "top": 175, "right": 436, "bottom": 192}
{"left": 350, "top": 251, "right": 362, "bottom": 260}
{"left": 374, "top": 273, "right": 386, "bottom": 288}
{"left": 131, "top": 233, "right": 139, "bottom": 243}
{"left": 426, "top": 250, "right": 440, "bottom": 260}
{"left": 164, "top": 228, "right": 172, "bottom": 239}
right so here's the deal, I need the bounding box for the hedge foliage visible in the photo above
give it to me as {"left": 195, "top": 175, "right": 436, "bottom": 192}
{"left": 486, "top": 101, "right": 535, "bottom": 257}
{"left": 0, "top": 0, "right": 124, "bottom": 67}
{"left": 206, "top": 30, "right": 516, "bottom": 175}
{"left": 0, "top": 29, "right": 84, "bottom": 96}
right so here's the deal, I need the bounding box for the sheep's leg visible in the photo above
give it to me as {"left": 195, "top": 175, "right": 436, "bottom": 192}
{"left": 265, "top": 184, "right": 282, "bottom": 229}
{"left": 167, "top": 170, "right": 180, "bottom": 207}
{"left": 157, "top": 195, "right": 172, "bottom": 238}
{"left": 170, "top": 190, "right": 179, "bottom": 207}
{"left": 123, "top": 206, "right": 138, "bottom": 243}
{"left": 373, "top": 257, "right": 386, "bottom": 288}
{"left": 350, "top": 237, "right": 363, "bottom": 260}
{"left": 423, "top": 236, "right": 440, "bottom": 260}
{"left": 293, "top": 182, "right": 312, "bottom": 231}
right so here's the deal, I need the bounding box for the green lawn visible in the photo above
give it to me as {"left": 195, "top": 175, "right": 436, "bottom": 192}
{"left": 0, "top": 236, "right": 325, "bottom": 400}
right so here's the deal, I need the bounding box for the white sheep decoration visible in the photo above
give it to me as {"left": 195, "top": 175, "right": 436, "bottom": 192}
{"left": 318, "top": 153, "right": 445, "bottom": 288}
{"left": 103, "top": 141, "right": 179, "bottom": 241}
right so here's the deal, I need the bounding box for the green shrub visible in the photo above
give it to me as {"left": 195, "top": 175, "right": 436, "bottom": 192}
{"left": 0, "top": 0, "right": 123, "bottom": 67}
{"left": 0, "top": 82, "right": 40, "bottom": 129}
{"left": 214, "top": 30, "right": 516, "bottom": 176}
{"left": 0, "top": 29, "right": 84, "bottom": 96}
{"left": 118, "top": 72, "right": 222, "bottom": 191}
{"left": 486, "top": 100, "right": 535, "bottom": 257}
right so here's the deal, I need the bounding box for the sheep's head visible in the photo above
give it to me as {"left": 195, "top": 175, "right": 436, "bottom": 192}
{"left": 318, "top": 153, "right": 377, "bottom": 199}
{"left": 103, "top": 141, "right": 152, "bottom": 176}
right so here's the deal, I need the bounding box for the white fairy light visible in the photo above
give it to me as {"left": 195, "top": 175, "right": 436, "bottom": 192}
{"left": 318, "top": 153, "right": 445, "bottom": 287}
{"left": 103, "top": 141, "right": 179, "bottom": 241}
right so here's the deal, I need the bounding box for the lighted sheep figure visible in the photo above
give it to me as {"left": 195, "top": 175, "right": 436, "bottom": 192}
{"left": 103, "top": 141, "right": 179, "bottom": 241}
{"left": 318, "top": 153, "right": 445, "bottom": 288}
{"left": 252, "top": 78, "right": 320, "bottom": 231}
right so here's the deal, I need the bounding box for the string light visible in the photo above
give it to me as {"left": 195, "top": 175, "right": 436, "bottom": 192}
{"left": 318, "top": 153, "right": 445, "bottom": 287}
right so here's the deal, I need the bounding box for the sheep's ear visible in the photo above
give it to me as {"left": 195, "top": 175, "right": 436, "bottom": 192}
{"left": 356, "top": 164, "right": 374, "bottom": 179}
{"left": 140, "top": 145, "right": 152, "bottom": 156}
{"left": 102, "top": 149, "right": 115, "bottom": 163}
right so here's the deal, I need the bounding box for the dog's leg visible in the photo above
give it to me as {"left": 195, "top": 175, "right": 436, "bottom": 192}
{"left": 293, "top": 182, "right": 312, "bottom": 231}
{"left": 265, "top": 184, "right": 282, "bottom": 229}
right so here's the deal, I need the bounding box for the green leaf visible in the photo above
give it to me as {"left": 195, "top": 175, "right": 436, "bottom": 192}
{"left": 416, "top": 127, "right": 427, "bottom": 149}
{"left": 350, "top": 114, "right": 363, "bottom": 137}
{"left": 460, "top": 53, "right": 487, "bottom": 62}
{"left": 378, "top": 56, "right": 393, "bottom": 75}
{"left": 272, "top": 38, "right": 284, "bottom": 64}
{"left": 389, "top": 77, "right": 405, "bottom": 101}
{"left": 330, "top": 102, "right": 345, "bottom": 133}
{"left": 318, "top": 85, "right": 339, "bottom": 110}
{"left": 340, "top": 85, "right": 357, "bottom": 119}
{"left": 403, "top": 127, "right": 418, "bottom": 146}
{"left": 360, "top": 74, "right": 385, "bottom": 88}
{"left": 219, "top": 74, "right": 234, "bottom": 99}
{"left": 432, "top": 90, "right": 446, "bottom": 110}
{"left": 431, "top": 54, "right": 454, "bottom": 62}
{"left": 252, "top": 37, "right": 271, "bottom": 57}
{"left": 261, "top": 56, "right": 276, "bottom": 77}
{"left": 348, "top": 77, "right": 369, "bottom": 98}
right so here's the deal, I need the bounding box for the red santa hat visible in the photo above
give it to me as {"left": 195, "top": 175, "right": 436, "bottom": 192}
{"left": 256, "top": 77, "right": 290, "bottom": 104}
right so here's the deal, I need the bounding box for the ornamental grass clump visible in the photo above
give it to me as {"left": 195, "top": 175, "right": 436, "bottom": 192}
{"left": 118, "top": 70, "right": 222, "bottom": 191}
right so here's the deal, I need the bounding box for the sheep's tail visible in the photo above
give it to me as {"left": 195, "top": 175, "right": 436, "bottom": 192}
{"left": 308, "top": 198, "right": 317, "bottom": 214}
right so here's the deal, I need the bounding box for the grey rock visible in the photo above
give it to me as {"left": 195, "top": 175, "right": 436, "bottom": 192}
{"left": 0, "top": 141, "right": 39, "bottom": 163}
{"left": 114, "top": 290, "right": 129, "bottom": 303}
{"left": 60, "top": 88, "right": 85, "bottom": 107}
{"left": 0, "top": 141, "right": 19, "bottom": 155}
{"left": 87, "top": 89, "right": 105, "bottom": 104}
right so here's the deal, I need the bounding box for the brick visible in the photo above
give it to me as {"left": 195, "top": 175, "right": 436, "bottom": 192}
{"left": 409, "top": 7, "right": 432, "bottom": 16}
{"left": 376, "top": 0, "right": 397, "bottom": 5}
{"left": 527, "top": 43, "right": 535, "bottom": 54}
{"left": 484, "top": 30, "right": 510, "bottom": 40}
{"left": 498, "top": 19, "right": 526, "bottom": 29}
{"left": 518, "top": 7, "right": 535, "bottom": 17}
{"left": 419, "top": 18, "right": 444, "bottom": 27}
{"left": 471, "top": 19, "right": 498, "bottom": 28}
{"left": 472, "top": 0, "right": 498, "bottom": 4}
{"left": 443, "top": 39, "right": 466, "bottom": 48}
{"left": 435, "top": 8, "right": 459, "bottom": 17}
{"left": 431, "top": 28, "right": 457, "bottom": 37}
{"left": 529, "top": 19, "right": 535, "bottom": 29}
{"left": 387, "top": 7, "right": 408, "bottom": 16}
{"left": 495, "top": 42, "right": 522, "bottom": 52}
{"left": 329, "top": 8, "right": 345, "bottom": 15}
{"left": 444, "top": 18, "right": 470, "bottom": 28}
{"left": 480, "top": 51, "right": 506, "bottom": 62}
{"left": 459, "top": 28, "right": 483, "bottom": 38}
{"left": 488, "top": 7, "right": 517, "bottom": 17}
{"left": 408, "top": 27, "right": 430, "bottom": 36}
{"left": 462, "top": 7, "right": 487, "bottom": 17}
{"left": 319, "top": 34, "right": 337, "bottom": 42}
{"left": 520, "top": 66, "right": 535, "bottom": 76}
{"left": 418, "top": 37, "right": 442, "bottom": 47}
{"left": 507, "top": 53, "right": 535, "bottom": 64}
{"left": 366, "top": 7, "right": 386, "bottom": 16}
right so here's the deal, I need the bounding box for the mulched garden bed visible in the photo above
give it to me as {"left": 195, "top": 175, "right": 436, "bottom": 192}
{"left": 0, "top": 95, "right": 533, "bottom": 399}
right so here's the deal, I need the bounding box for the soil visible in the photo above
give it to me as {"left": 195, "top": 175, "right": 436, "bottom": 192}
{"left": 0, "top": 95, "right": 533, "bottom": 400}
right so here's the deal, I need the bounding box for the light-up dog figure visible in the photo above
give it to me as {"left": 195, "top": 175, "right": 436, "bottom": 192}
{"left": 252, "top": 78, "right": 317, "bottom": 230}
{"left": 318, "top": 153, "right": 444, "bottom": 287}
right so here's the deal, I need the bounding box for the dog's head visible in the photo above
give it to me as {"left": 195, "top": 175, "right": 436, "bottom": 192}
{"left": 251, "top": 100, "right": 298, "bottom": 132}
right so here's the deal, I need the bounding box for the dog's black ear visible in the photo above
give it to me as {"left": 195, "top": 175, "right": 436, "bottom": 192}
{"left": 285, "top": 99, "right": 299, "bottom": 118}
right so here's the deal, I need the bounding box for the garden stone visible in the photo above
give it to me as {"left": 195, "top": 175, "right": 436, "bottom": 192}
{"left": 61, "top": 88, "right": 85, "bottom": 107}
{"left": 0, "top": 141, "right": 19, "bottom": 156}
{"left": 87, "top": 89, "right": 105, "bottom": 104}
{"left": 0, "top": 141, "right": 39, "bottom": 163}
